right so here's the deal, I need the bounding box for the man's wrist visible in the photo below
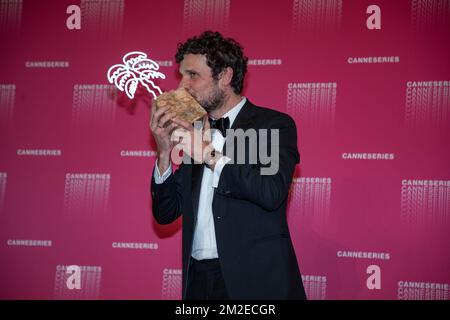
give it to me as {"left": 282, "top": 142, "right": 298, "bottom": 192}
{"left": 157, "top": 151, "right": 171, "bottom": 173}
{"left": 203, "top": 145, "right": 222, "bottom": 170}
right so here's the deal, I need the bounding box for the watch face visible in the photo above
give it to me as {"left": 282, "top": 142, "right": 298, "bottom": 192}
{"left": 207, "top": 150, "right": 215, "bottom": 166}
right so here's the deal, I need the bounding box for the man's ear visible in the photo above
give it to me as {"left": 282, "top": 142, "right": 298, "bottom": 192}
{"left": 219, "top": 67, "right": 233, "bottom": 87}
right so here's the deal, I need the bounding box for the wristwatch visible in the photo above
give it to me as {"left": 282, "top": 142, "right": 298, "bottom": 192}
{"left": 205, "top": 148, "right": 217, "bottom": 168}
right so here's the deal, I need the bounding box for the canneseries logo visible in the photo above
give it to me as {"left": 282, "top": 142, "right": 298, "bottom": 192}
{"left": 72, "top": 84, "right": 117, "bottom": 126}
{"left": 302, "top": 275, "right": 327, "bottom": 300}
{"left": 112, "top": 242, "right": 158, "bottom": 250}
{"left": 248, "top": 59, "right": 282, "bottom": 66}
{"left": 288, "top": 177, "right": 332, "bottom": 225}
{"left": 400, "top": 179, "right": 450, "bottom": 225}
{"left": 120, "top": 150, "right": 157, "bottom": 158}
{"left": 341, "top": 153, "right": 395, "bottom": 160}
{"left": 411, "top": 0, "right": 450, "bottom": 31}
{"left": 287, "top": 82, "right": 337, "bottom": 129}
{"left": 292, "top": 0, "right": 342, "bottom": 33}
{"left": 182, "top": 0, "right": 230, "bottom": 35}
{"left": 405, "top": 81, "right": 450, "bottom": 128}
{"left": 347, "top": 56, "right": 400, "bottom": 64}
{"left": 337, "top": 250, "right": 390, "bottom": 261}
{"left": 161, "top": 268, "right": 182, "bottom": 300}
{"left": 16, "top": 149, "right": 62, "bottom": 156}
{"left": 63, "top": 173, "right": 111, "bottom": 217}
{"left": 337, "top": 251, "right": 390, "bottom": 290}
{"left": 54, "top": 265, "right": 102, "bottom": 299}
{"left": 7, "top": 239, "right": 52, "bottom": 247}
{"left": 398, "top": 280, "right": 449, "bottom": 300}
{"left": 25, "top": 61, "right": 69, "bottom": 68}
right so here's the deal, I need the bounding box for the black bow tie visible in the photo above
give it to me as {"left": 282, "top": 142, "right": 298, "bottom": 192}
{"left": 208, "top": 117, "right": 230, "bottom": 136}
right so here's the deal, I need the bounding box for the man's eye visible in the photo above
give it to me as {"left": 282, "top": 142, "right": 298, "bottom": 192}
{"left": 189, "top": 72, "right": 197, "bottom": 78}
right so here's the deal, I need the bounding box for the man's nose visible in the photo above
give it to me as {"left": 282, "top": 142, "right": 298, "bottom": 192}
{"left": 178, "top": 77, "right": 190, "bottom": 90}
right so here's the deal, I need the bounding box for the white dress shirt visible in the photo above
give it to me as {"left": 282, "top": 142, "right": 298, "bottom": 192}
{"left": 154, "top": 97, "right": 247, "bottom": 260}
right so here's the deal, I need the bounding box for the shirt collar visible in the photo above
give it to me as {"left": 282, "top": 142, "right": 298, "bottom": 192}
{"left": 215, "top": 97, "right": 247, "bottom": 128}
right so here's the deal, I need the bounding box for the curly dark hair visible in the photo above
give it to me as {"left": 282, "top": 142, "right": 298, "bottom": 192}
{"left": 175, "top": 31, "right": 248, "bottom": 94}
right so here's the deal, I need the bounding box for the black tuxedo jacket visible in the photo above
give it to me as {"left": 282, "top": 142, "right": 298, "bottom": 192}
{"left": 151, "top": 100, "right": 306, "bottom": 299}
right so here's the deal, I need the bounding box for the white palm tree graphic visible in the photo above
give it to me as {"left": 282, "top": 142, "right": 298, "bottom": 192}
{"left": 107, "top": 51, "right": 166, "bottom": 99}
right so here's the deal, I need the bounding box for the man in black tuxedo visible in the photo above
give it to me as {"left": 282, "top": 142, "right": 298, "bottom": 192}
{"left": 150, "top": 31, "right": 306, "bottom": 300}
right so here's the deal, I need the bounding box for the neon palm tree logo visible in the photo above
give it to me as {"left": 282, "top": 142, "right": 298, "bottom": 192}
{"left": 107, "top": 51, "right": 166, "bottom": 99}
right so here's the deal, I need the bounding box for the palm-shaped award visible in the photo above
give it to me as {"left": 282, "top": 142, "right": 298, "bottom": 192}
{"left": 107, "top": 51, "right": 206, "bottom": 123}
{"left": 107, "top": 51, "right": 166, "bottom": 99}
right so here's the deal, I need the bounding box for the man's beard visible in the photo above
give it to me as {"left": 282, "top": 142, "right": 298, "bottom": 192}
{"left": 196, "top": 85, "right": 226, "bottom": 113}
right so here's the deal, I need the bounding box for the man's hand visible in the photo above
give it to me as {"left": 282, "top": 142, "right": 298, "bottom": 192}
{"left": 171, "top": 115, "right": 213, "bottom": 165}
{"left": 149, "top": 100, "right": 179, "bottom": 173}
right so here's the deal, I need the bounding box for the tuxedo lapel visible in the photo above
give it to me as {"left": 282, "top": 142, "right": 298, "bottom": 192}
{"left": 223, "top": 100, "right": 257, "bottom": 156}
{"left": 230, "top": 100, "right": 256, "bottom": 130}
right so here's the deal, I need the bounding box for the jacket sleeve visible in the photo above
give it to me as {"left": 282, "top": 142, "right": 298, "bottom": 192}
{"left": 216, "top": 114, "right": 300, "bottom": 211}
{"left": 151, "top": 164, "right": 185, "bottom": 225}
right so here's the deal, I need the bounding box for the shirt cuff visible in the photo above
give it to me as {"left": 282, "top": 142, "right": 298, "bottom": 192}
{"left": 212, "top": 156, "right": 232, "bottom": 188}
{"left": 153, "top": 160, "right": 172, "bottom": 184}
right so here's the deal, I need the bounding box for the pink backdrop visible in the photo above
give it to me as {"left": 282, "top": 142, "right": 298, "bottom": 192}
{"left": 0, "top": 0, "right": 449, "bottom": 300}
